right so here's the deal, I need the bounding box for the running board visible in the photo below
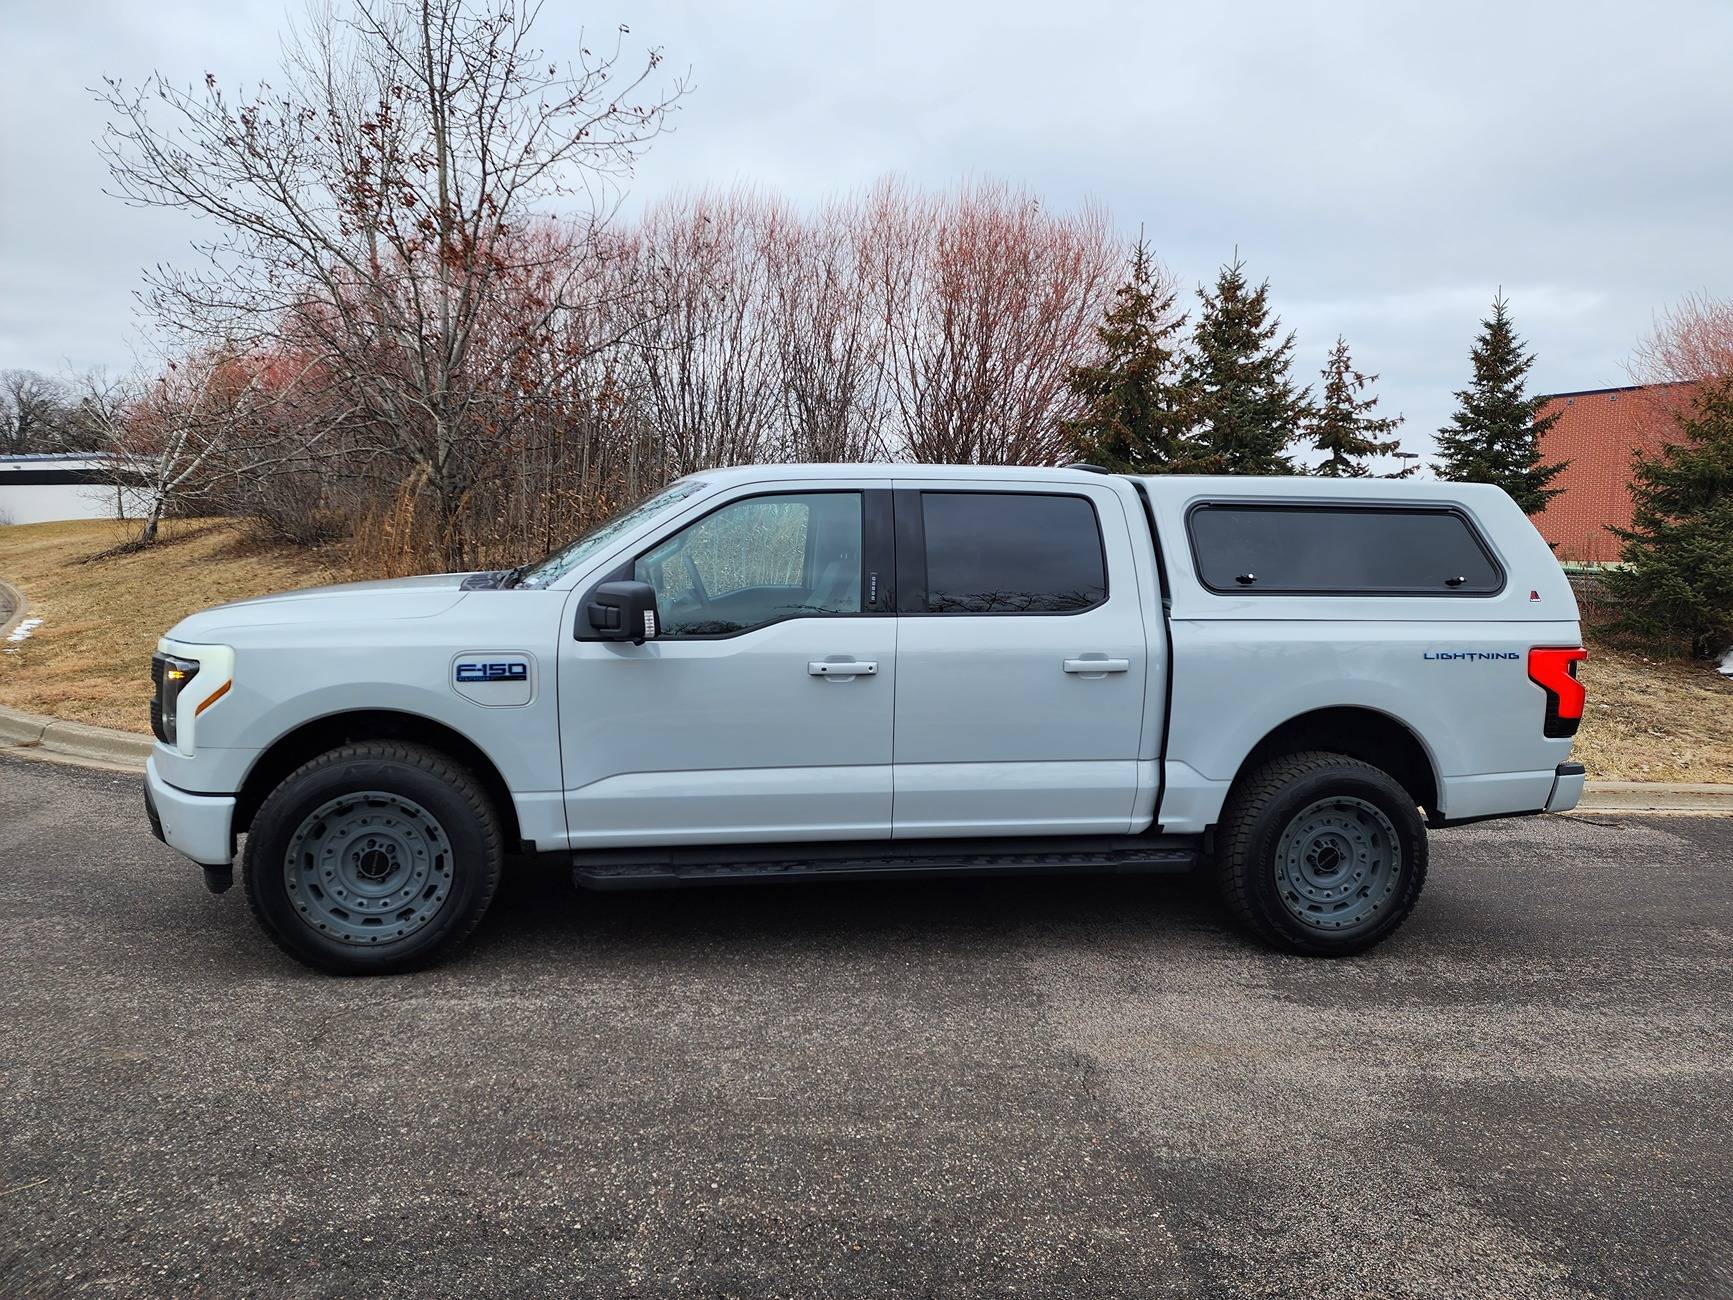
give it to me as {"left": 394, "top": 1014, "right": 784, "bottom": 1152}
{"left": 569, "top": 835, "right": 1200, "bottom": 890}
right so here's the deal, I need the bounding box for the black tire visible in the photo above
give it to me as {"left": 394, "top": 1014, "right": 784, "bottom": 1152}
{"left": 242, "top": 741, "right": 503, "bottom": 975}
{"left": 1215, "top": 750, "right": 1427, "bottom": 957}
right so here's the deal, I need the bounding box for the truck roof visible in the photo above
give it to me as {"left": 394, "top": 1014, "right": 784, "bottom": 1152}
{"left": 681, "top": 463, "right": 1108, "bottom": 484}
{"left": 686, "top": 463, "right": 1513, "bottom": 509}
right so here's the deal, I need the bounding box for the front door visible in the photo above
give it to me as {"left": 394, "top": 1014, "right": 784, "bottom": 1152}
{"left": 558, "top": 483, "right": 896, "bottom": 849}
{"left": 890, "top": 481, "right": 1151, "bottom": 836}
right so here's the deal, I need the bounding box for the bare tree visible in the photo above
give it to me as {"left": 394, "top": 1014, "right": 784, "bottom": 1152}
{"left": 1, "top": 371, "right": 71, "bottom": 455}
{"left": 81, "top": 354, "right": 269, "bottom": 543}
{"left": 868, "top": 180, "right": 1118, "bottom": 464}
{"left": 96, "top": 0, "right": 685, "bottom": 563}
{"left": 629, "top": 190, "right": 781, "bottom": 476}
{"left": 1631, "top": 292, "right": 1733, "bottom": 387}
{"left": 69, "top": 371, "right": 137, "bottom": 519}
{"left": 1620, "top": 292, "right": 1733, "bottom": 444}
{"left": 762, "top": 195, "right": 892, "bottom": 462}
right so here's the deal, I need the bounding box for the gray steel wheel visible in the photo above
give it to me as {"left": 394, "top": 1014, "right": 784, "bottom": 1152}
{"left": 284, "top": 790, "right": 455, "bottom": 947}
{"left": 1273, "top": 795, "right": 1403, "bottom": 933}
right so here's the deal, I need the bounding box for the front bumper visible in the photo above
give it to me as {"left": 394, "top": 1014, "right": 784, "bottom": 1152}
{"left": 144, "top": 753, "right": 236, "bottom": 867}
{"left": 1545, "top": 761, "right": 1587, "bottom": 813}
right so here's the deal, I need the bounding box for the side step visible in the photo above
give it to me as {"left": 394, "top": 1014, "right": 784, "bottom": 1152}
{"left": 570, "top": 834, "right": 1200, "bottom": 890}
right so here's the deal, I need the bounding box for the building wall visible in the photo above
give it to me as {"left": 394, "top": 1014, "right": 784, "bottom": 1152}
{"left": 0, "top": 456, "right": 134, "bottom": 525}
{"left": 1529, "top": 383, "right": 1694, "bottom": 563}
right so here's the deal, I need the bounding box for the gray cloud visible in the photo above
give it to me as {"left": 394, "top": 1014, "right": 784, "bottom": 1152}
{"left": 3, "top": 0, "right": 1729, "bottom": 457}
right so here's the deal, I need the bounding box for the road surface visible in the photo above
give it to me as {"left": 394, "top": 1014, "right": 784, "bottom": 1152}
{"left": 2, "top": 752, "right": 1729, "bottom": 1298}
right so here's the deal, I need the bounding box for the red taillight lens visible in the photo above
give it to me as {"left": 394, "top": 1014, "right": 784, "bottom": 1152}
{"left": 1528, "top": 646, "right": 1587, "bottom": 738}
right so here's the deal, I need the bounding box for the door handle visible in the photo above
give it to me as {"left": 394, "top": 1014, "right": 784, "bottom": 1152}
{"left": 1063, "top": 657, "right": 1130, "bottom": 675}
{"left": 809, "top": 660, "right": 878, "bottom": 677}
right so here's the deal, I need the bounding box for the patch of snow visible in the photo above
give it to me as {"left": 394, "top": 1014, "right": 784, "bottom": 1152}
{"left": 4, "top": 616, "right": 43, "bottom": 649}
{"left": 1718, "top": 646, "right": 1733, "bottom": 677}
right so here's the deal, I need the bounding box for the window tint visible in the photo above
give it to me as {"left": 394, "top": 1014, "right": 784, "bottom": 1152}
{"left": 1188, "top": 504, "right": 1502, "bottom": 595}
{"left": 921, "top": 492, "right": 1106, "bottom": 614}
{"left": 635, "top": 492, "right": 862, "bottom": 636}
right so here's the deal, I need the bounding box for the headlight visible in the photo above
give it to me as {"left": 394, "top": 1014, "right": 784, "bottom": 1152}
{"left": 150, "top": 643, "right": 234, "bottom": 752}
{"left": 151, "top": 653, "right": 200, "bottom": 745}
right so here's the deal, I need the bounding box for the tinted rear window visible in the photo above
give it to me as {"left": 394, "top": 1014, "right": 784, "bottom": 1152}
{"left": 921, "top": 492, "right": 1106, "bottom": 613}
{"left": 1188, "top": 504, "right": 1502, "bottom": 595}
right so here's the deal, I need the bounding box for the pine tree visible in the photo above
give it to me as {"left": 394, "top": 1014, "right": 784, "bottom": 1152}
{"left": 1434, "top": 293, "right": 1567, "bottom": 512}
{"left": 1060, "top": 242, "right": 1190, "bottom": 473}
{"left": 1177, "top": 256, "right": 1308, "bottom": 474}
{"left": 1309, "top": 335, "right": 1404, "bottom": 476}
{"left": 1603, "top": 375, "right": 1733, "bottom": 658}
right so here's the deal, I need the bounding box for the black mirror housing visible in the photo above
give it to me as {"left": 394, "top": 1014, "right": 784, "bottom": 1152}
{"left": 584, "top": 580, "right": 660, "bottom": 644}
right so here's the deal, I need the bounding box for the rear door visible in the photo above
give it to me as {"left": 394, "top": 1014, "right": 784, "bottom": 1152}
{"left": 890, "top": 481, "right": 1153, "bottom": 837}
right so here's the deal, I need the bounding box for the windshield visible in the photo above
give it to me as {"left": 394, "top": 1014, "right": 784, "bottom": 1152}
{"left": 513, "top": 479, "right": 709, "bottom": 590}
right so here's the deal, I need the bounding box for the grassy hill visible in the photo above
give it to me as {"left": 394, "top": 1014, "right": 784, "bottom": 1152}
{"left": 0, "top": 519, "right": 341, "bottom": 732}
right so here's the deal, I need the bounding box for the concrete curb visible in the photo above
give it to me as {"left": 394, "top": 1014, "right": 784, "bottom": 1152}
{"left": 1574, "top": 782, "right": 1733, "bottom": 813}
{"left": 0, "top": 702, "right": 154, "bottom": 769}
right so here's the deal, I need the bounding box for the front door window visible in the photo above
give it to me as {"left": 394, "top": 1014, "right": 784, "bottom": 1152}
{"left": 634, "top": 492, "right": 863, "bottom": 637}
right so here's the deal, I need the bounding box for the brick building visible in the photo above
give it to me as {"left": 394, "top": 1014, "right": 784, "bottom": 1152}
{"left": 1529, "top": 381, "right": 1697, "bottom": 563}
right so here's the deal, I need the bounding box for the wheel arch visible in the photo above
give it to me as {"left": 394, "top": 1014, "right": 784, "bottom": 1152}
{"left": 1229, "top": 706, "right": 1441, "bottom": 818}
{"left": 232, "top": 709, "right": 524, "bottom": 849}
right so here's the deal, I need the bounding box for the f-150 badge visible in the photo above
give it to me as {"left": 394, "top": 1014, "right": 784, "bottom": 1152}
{"left": 451, "top": 653, "right": 535, "bottom": 707}
{"left": 455, "top": 660, "right": 529, "bottom": 683}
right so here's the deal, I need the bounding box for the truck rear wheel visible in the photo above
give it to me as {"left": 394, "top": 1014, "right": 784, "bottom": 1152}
{"left": 242, "top": 742, "right": 503, "bottom": 975}
{"left": 1215, "top": 750, "right": 1427, "bottom": 956}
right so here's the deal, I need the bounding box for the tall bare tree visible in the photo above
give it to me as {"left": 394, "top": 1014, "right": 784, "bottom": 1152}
{"left": 97, "top": 0, "right": 685, "bottom": 563}
{"left": 869, "top": 180, "right": 1117, "bottom": 464}
{"left": 763, "top": 196, "right": 892, "bottom": 462}
{"left": 628, "top": 190, "right": 781, "bottom": 477}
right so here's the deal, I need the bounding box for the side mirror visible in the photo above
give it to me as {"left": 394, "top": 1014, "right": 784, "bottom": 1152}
{"left": 586, "top": 580, "right": 660, "bottom": 645}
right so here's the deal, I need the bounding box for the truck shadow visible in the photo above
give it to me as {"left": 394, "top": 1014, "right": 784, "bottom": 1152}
{"left": 467, "top": 856, "right": 1230, "bottom": 961}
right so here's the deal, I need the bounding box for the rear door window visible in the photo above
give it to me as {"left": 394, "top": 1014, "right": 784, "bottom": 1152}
{"left": 917, "top": 492, "right": 1107, "bottom": 613}
{"left": 1187, "top": 504, "right": 1503, "bottom": 595}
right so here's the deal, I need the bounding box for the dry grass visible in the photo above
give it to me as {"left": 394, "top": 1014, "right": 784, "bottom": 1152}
{"left": 1573, "top": 645, "right": 1733, "bottom": 783}
{"left": 0, "top": 519, "right": 345, "bottom": 733}
{"left": 4, "top": 519, "right": 1731, "bottom": 779}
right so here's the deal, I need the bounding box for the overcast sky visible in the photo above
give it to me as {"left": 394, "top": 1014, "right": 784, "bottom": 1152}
{"left": 3, "top": 0, "right": 1730, "bottom": 458}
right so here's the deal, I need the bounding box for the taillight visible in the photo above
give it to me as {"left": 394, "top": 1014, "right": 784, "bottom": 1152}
{"left": 1528, "top": 646, "right": 1587, "bottom": 738}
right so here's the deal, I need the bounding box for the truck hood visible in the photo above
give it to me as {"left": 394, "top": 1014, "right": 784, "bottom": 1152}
{"left": 164, "top": 573, "right": 477, "bottom": 641}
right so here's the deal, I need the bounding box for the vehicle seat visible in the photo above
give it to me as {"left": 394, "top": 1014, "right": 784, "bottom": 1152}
{"left": 808, "top": 546, "right": 861, "bottom": 611}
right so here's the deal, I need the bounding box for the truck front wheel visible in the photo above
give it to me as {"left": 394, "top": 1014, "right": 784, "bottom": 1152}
{"left": 1215, "top": 750, "right": 1427, "bottom": 956}
{"left": 242, "top": 741, "right": 504, "bottom": 974}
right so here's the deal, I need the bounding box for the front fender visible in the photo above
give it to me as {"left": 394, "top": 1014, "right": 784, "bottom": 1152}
{"left": 158, "top": 594, "right": 565, "bottom": 798}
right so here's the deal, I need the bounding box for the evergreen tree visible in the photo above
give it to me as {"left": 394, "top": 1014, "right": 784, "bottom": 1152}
{"left": 1603, "top": 376, "right": 1733, "bottom": 658}
{"left": 1060, "top": 242, "right": 1190, "bottom": 472}
{"left": 1177, "top": 256, "right": 1308, "bottom": 474}
{"left": 1434, "top": 292, "right": 1567, "bottom": 512}
{"left": 1309, "top": 335, "right": 1404, "bottom": 476}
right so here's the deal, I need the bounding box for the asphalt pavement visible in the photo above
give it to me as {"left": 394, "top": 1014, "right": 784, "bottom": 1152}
{"left": 2, "top": 752, "right": 1730, "bottom": 1299}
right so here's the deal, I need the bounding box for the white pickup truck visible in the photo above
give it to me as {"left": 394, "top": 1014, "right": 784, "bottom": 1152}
{"left": 144, "top": 465, "right": 1587, "bottom": 973}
